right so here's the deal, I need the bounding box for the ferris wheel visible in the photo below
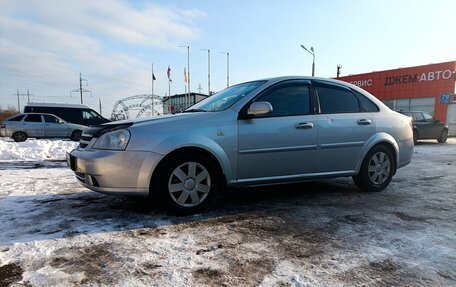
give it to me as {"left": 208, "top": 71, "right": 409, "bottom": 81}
{"left": 111, "top": 94, "right": 163, "bottom": 120}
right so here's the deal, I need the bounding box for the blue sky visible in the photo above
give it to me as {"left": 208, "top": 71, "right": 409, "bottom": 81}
{"left": 1, "top": 0, "right": 455, "bottom": 116}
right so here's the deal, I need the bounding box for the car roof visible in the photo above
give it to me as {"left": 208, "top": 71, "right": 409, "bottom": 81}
{"left": 25, "top": 102, "right": 90, "bottom": 109}
{"left": 5, "top": 113, "right": 64, "bottom": 120}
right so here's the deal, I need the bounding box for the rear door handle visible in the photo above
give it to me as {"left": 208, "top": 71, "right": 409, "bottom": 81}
{"left": 357, "top": 119, "right": 372, "bottom": 125}
{"left": 294, "top": 122, "right": 313, "bottom": 129}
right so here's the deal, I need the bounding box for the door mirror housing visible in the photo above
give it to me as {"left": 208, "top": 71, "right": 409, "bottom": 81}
{"left": 247, "top": 101, "right": 273, "bottom": 116}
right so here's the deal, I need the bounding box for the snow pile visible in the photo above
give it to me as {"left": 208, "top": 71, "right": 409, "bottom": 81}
{"left": 0, "top": 137, "right": 78, "bottom": 161}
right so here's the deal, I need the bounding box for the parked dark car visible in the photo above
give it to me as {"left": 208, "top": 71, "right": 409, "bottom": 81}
{"left": 24, "top": 103, "right": 110, "bottom": 126}
{"left": 399, "top": 111, "right": 448, "bottom": 144}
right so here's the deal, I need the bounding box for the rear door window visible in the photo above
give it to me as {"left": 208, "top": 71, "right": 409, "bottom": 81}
{"left": 24, "top": 114, "right": 43, "bottom": 122}
{"left": 316, "top": 84, "right": 361, "bottom": 114}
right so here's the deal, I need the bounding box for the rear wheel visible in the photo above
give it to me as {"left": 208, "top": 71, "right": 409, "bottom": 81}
{"left": 156, "top": 153, "right": 221, "bottom": 214}
{"left": 353, "top": 145, "right": 395, "bottom": 192}
{"left": 70, "top": 130, "right": 82, "bottom": 141}
{"left": 437, "top": 129, "right": 448, "bottom": 143}
{"left": 12, "top": 132, "right": 27, "bottom": 142}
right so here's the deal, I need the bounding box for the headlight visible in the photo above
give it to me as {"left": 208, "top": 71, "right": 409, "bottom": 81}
{"left": 93, "top": 129, "right": 130, "bottom": 150}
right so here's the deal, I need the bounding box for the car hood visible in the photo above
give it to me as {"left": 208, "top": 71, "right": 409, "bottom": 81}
{"left": 84, "top": 112, "right": 211, "bottom": 137}
{"left": 105, "top": 112, "right": 211, "bottom": 128}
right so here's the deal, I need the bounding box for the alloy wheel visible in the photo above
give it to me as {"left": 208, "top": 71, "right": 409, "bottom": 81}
{"left": 367, "top": 152, "right": 391, "bottom": 185}
{"left": 168, "top": 161, "right": 211, "bottom": 207}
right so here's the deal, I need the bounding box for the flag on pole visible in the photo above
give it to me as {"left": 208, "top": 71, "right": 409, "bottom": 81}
{"left": 184, "top": 67, "right": 188, "bottom": 84}
{"left": 167, "top": 66, "right": 171, "bottom": 80}
{"left": 152, "top": 73, "right": 156, "bottom": 80}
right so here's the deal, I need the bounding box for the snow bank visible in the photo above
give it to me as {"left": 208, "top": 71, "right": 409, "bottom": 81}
{"left": 0, "top": 137, "right": 78, "bottom": 161}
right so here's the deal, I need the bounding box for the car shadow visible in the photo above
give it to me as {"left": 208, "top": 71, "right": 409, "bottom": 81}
{"left": 0, "top": 177, "right": 390, "bottom": 246}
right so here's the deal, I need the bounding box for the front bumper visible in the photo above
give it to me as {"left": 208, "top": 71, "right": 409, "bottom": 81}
{"left": 67, "top": 148, "right": 164, "bottom": 197}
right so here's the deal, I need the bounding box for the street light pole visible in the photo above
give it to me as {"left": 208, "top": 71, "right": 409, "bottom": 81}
{"left": 300, "top": 45, "right": 315, "bottom": 76}
{"left": 220, "top": 51, "right": 230, "bottom": 87}
{"left": 179, "top": 45, "right": 190, "bottom": 107}
{"left": 201, "top": 49, "right": 211, "bottom": 95}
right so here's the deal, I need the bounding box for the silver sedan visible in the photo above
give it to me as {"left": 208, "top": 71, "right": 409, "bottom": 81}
{"left": 67, "top": 77, "right": 414, "bottom": 214}
{"left": 1, "top": 113, "right": 86, "bottom": 142}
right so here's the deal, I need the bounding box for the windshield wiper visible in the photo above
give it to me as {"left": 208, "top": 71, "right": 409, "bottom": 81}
{"left": 183, "top": 108, "right": 207, "bottom": 113}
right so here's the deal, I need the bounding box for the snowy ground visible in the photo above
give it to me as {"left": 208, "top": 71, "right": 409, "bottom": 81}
{"left": 0, "top": 137, "right": 455, "bottom": 286}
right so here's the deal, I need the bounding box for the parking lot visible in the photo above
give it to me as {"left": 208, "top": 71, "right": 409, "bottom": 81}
{"left": 0, "top": 138, "right": 455, "bottom": 286}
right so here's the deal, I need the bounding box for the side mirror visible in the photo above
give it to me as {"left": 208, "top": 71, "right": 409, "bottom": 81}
{"left": 247, "top": 101, "right": 273, "bottom": 116}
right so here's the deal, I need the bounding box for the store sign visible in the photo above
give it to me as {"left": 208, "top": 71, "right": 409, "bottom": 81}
{"left": 440, "top": 94, "right": 452, "bottom": 104}
{"left": 384, "top": 70, "right": 454, "bottom": 86}
{"left": 349, "top": 79, "right": 372, "bottom": 87}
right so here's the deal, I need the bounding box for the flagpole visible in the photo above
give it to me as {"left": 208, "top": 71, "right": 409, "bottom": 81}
{"left": 167, "top": 65, "right": 171, "bottom": 114}
{"left": 168, "top": 79, "right": 171, "bottom": 112}
{"left": 151, "top": 63, "right": 154, "bottom": 116}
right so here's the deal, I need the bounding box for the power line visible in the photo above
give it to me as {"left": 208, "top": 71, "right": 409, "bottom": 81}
{"left": 70, "top": 73, "right": 92, "bottom": 104}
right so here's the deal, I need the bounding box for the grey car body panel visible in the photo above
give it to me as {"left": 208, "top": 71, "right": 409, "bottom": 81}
{"left": 2, "top": 113, "right": 86, "bottom": 139}
{"left": 68, "top": 76, "right": 413, "bottom": 196}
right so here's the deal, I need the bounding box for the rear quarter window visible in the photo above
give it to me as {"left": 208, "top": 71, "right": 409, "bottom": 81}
{"left": 353, "top": 90, "right": 380, "bottom": 112}
{"left": 8, "top": 115, "right": 25, "bottom": 121}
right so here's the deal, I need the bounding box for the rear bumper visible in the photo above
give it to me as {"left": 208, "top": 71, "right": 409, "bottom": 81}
{"left": 397, "top": 137, "right": 414, "bottom": 169}
{"left": 67, "top": 148, "right": 164, "bottom": 197}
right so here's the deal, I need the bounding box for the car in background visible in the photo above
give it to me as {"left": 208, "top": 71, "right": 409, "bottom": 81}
{"left": 24, "top": 103, "right": 110, "bottom": 126}
{"left": 67, "top": 76, "right": 414, "bottom": 214}
{"left": 398, "top": 111, "right": 449, "bottom": 144}
{"left": 1, "top": 113, "right": 86, "bottom": 142}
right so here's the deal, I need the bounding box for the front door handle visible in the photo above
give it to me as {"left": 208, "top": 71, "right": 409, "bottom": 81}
{"left": 295, "top": 122, "right": 313, "bottom": 129}
{"left": 357, "top": 119, "right": 372, "bottom": 125}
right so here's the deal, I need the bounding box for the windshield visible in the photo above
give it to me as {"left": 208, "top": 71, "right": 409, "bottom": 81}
{"left": 187, "top": 80, "right": 267, "bottom": 112}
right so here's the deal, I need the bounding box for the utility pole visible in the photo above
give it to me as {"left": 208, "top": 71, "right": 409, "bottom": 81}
{"left": 99, "top": 97, "right": 102, "bottom": 115}
{"left": 179, "top": 45, "right": 190, "bottom": 106}
{"left": 27, "top": 89, "right": 30, "bottom": 103}
{"left": 201, "top": 49, "right": 210, "bottom": 95}
{"left": 151, "top": 63, "right": 155, "bottom": 116}
{"left": 337, "top": 65, "right": 342, "bottom": 78}
{"left": 71, "top": 73, "right": 91, "bottom": 104}
{"left": 14, "top": 90, "right": 30, "bottom": 112}
{"left": 197, "top": 83, "right": 203, "bottom": 93}
{"left": 220, "top": 52, "right": 230, "bottom": 87}
{"left": 16, "top": 89, "right": 20, "bottom": 112}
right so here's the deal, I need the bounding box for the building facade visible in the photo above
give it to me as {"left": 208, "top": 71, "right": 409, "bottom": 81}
{"left": 162, "top": 92, "right": 209, "bottom": 114}
{"left": 337, "top": 61, "right": 456, "bottom": 135}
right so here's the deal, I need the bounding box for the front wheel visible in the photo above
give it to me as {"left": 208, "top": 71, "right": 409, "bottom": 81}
{"left": 353, "top": 145, "right": 395, "bottom": 192}
{"left": 156, "top": 153, "right": 221, "bottom": 214}
{"left": 437, "top": 129, "right": 448, "bottom": 143}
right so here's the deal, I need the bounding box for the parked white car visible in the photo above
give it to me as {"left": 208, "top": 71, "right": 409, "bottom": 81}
{"left": 67, "top": 77, "right": 414, "bottom": 214}
{"left": 1, "top": 113, "right": 86, "bottom": 142}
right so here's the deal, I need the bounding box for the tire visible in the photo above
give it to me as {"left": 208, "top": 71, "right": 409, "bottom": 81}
{"left": 70, "top": 130, "right": 82, "bottom": 141}
{"left": 353, "top": 145, "right": 395, "bottom": 192}
{"left": 437, "top": 129, "right": 448, "bottom": 143}
{"left": 12, "top": 132, "right": 27, "bottom": 142}
{"left": 156, "top": 153, "right": 221, "bottom": 214}
{"left": 413, "top": 130, "right": 418, "bottom": 145}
